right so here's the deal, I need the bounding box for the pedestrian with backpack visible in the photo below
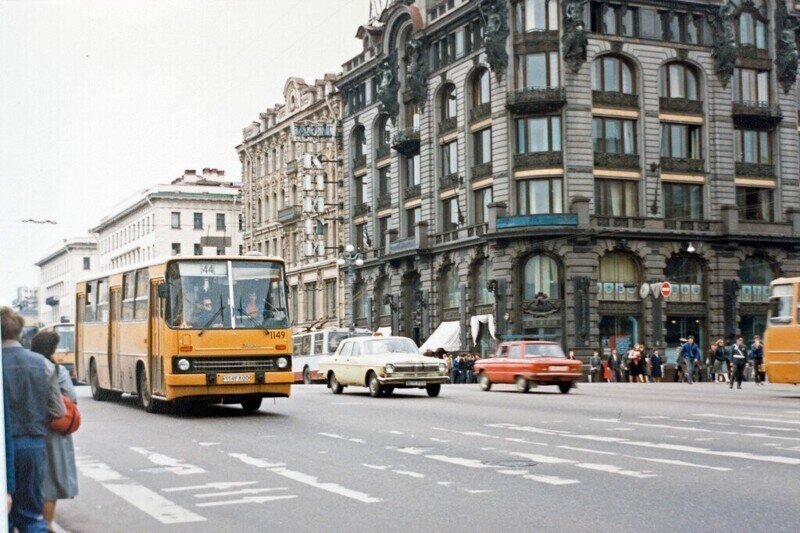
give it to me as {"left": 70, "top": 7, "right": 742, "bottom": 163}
{"left": 31, "top": 331, "right": 79, "bottom": 532}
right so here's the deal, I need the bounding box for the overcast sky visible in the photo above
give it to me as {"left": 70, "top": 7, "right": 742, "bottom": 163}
{"left": 0, "top": 0, "right": 367, "bottom": 303}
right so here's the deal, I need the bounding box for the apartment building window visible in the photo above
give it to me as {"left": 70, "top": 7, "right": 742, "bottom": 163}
{"left": 194, "top": 243, "right": 202, "bottom": 256}
{"left": 595, "top": 179, "right": 639, "bottom": 217}
{"left": 472, "top": 69, "right": 490, "bottom": 107}
{"left": 354, "top": 175, "right": 367, "bottom": 204}
{"left": 733, "top": 68, "right": 769, "bottom": 104}
{"left": 737, "top": 187, "right": 774, "bottom": 222}
{"left": 593, "top": 118, "right": 636, "bottom": 154}
{"left": 659, "top": 63, "right": 699, "bottom": 100}
{"left": 171, "top": 212, "right": 181, "bottom": 229}
{"left": 517, "top": 116, "right": 561, "bottom": 154}
{"left": 377, "top": 114, "right": 392, "bottom": 149}
{"left": 734, "top": 129, "right": 771, "bottom": 163}
{"left": 663, "top": 182, "right": 703, "bottom": 220}
{"left": 83, "top": 257, "right": 90, "bottom": 270}
{"left": 377, "top": 166, "right": 389, "bottom": 197}
{"left": 592, "top": 56, "right": 635, "bottom": 94}
{"left": 405, "top": 154, "right": 421, "bottom": 187}
{"left": 515, "top": 0, "right": 559, "bottom": 33}
{"left": 305, "top": 283, "right": 317, "bottom": 321}
{"left": 355, "top": 222, "right": 367, "bottom": 250}
{"left": 518, "top": 178, "right": 562, "bottom": 215}
{"left": 515, "top": 52, "right": 560, "bottom": 89}
{"left": 325, "top": 279, "right": 337, "bottom": 318}
{"left": 352, "top": 125, "right": 367, "bottom": 160}
{"left": 216, "top": 213, "right": 225, "bottom": 231}
{"left": 377, "top": 216, "right": 389, "bottom": 251}
{"left": 737, "top": 11, "right": 767, "bottom": 49}
{"left": 474, "top": 187, "right": 492, "bottom": 225}
{"left": 238, "top": 214, "right": 243, "bottom": 231}
{"left": 193, "top": 213, "right": 203, "bottom": 230}
{"left": 442, "top": 197, "right": 460, "bottom": 231}
{"left": 474, "top": 128, "right": 492, "bottom": 165}
{"left": 171, "top": 243, "right": 181, "bottom": 256}
{"left": 216, "top": 246, "right": 225, "bottom": 256}
{"left": 405, "top": 104, "right": 421, "bottom": 129}
{"left": 660, "top": 123, "right": 701, "bottom": 159}
{"left": 405, "top": 206, "right": 421, "bottom": 237}
{"left": 440, "top": 84, "right": 457, "bottom": 120}
{"left": 441, "top": 141, "right": 458, "bottom": 176}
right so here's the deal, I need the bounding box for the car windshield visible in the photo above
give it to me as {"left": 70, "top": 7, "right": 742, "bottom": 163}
{"left": 166, "top": 260, "right": 289, "bottom": 330}
{"left": 361, "top": 338, "right": 419, "bottom": 355}
{"left": 328, "top": 332, "right": 370, "bottom": 353}
{"left": 53, "top": 325, "right": 75, "bottom": 351}
{"left": 523, "top": 344, "right": 565, "bottom": 358}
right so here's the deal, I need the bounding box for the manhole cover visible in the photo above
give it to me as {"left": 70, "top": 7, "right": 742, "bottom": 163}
{"left": 482, "top": 460, "right": 537, "bottom": 468}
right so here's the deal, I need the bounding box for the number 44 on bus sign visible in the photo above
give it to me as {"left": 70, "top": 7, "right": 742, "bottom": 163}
{"left": 640, "top": 282, "right": 672, "bottom": 300}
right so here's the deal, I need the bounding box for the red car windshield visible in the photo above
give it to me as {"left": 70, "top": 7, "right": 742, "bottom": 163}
{"left": 523, "top": 344, "right": 565, "bottom": 358}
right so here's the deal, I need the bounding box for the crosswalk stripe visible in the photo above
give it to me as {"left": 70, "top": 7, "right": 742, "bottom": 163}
{"left": 194, "top": 487, "right": 288, "bottom": 498}
{"left": 163, "top": 481, "right": 259, "bottom": 492}
{"left": 694, "top": 414, "right": 800, "bottom": 426}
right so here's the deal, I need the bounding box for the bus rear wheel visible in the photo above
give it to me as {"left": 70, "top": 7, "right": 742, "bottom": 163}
{"left": 240, "top": 397, "right": 262, "bottom": 413}
{"left": 137, "top": 366, "right": 160, "bottom": 413}
{"left": 89, "top": 359, "right": 114, "bottom": 402}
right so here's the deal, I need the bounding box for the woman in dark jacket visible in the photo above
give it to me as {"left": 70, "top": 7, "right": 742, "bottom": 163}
{"left": 649, "top": 349, "right": 663, "bottom": 382}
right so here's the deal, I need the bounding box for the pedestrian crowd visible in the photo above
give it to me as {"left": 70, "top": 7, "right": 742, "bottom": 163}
{"left": 598, "top": 344, "right": 663, "bottom": 383}
{"left": 424, "top": 349, "right": 481, "bottom": 384}
{"left": 704, "top": 335, "right": 765, "bottom": 389}
{"left": 3, "top": 306, "right": 79, "bottom": 532}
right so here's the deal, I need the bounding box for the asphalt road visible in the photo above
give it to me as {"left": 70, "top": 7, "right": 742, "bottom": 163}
{"left": 56, "top": 381, "right": 800, "bottom": 533}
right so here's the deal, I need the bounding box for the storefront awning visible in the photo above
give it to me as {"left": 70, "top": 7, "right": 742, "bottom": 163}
{"left": 419, "top": 321, "right": 461, "bottom": 353}
{"left": 470, "top": 314, "right": 497, "bottom": 344}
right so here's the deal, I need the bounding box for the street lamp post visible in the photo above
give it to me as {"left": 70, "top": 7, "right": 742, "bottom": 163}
{"left": 337, "top": 244, "right": 364, "bottom": 333}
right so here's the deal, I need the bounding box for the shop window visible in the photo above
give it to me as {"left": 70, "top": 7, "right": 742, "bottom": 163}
{"left": 598, "top": 252, "right": 639, "bottom": 301}
{"left": 522, "top": 254, "right": 561, "bottom": 300}
{"left": 665, "top": 254, "right": 704, "bottom": 302}
{"left": 739, "top": 256, "right": 774, "bottom": 303}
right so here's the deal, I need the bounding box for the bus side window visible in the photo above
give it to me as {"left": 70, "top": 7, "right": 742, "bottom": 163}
{"left": 86, "top": 281, "right": 97, "bottom": 322}
{"left": 293, "top": 336, "right": 303, "bottom": 356}
{"left": 301, "top": 335, "right": 311, "bottom": 355}
{"left": 314, "top": 333, "right": 324, "bottom": 355}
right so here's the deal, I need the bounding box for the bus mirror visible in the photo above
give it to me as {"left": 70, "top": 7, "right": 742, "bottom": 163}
{"left": 157, "top": 283, "right": 168, "bottom": 299}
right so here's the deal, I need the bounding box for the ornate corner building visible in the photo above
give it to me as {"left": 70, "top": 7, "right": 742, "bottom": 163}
{"left": 336, "top": 0, "right": 800, "bottom": 356}
{"left": 237, "top": 76, "right": 346, "bottom": 332}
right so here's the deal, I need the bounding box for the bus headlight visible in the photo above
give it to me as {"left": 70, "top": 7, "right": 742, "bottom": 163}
{"left": 438, "top": 363, "right": 446, "bottom": 374}
{"left": 276, "top": 357, "right": 289, "bottom": 369}
{"left": 385, "top": 364, "right": 395, "bottom": 374}
{"left": 177, "top": 358, "right": 191, "bottom": 372}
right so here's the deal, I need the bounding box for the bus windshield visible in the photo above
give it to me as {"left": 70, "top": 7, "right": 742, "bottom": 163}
{"left": 54, "top": 325, "right": 75, "bottom": 351}
{"left": 768, "top": 284, "right": 794, "bottom": 325}
{"left": 167, "top": 260, "right": 289, "bottom": 330}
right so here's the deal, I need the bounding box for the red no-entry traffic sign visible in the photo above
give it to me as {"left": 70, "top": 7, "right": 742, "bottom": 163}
{"left": 661, "top": 281, "right": 672, "bottom": 298}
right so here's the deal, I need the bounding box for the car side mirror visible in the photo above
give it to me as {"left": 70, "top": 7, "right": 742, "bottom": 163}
{"left": 157, "top": 283, "right": 168, "bottom": 299}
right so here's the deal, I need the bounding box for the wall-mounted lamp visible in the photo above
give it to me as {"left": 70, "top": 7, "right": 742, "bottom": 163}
{"left": 686, "top": 242, "right": 696, "bottom": 253}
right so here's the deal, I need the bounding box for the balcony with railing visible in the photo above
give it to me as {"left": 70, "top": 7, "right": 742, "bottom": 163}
{"left": 470, "top": 102, "right": 492, "bottom": 123}
{"left": 404, "top": 184, "right": 422, "bottom": 199}
{"left": 472, "top": 162, "right": 492, "bottom": 179}
{"left": 734, "top": 161, "right": 775, "bottom": 177}
{"left": 438, "top": 116, "right": 458, "bottom": 135}
{"left": 660, "top": 157, "right": 705, "bottom": 174}
{"left": 277, "top": 205, "right": 302, "bottom": 223}
{"left": 376, "top": 144, "right": 391, "bottom": 160}
{"left": 663, "top": 218, "right": 713, "bottom": 231}
{"left": 506, "top": 86, "right": 567, "bottom": 114}
{"left": 659, "top": 97, "right": 704, "bottom": 115}
{"left": 431, "top": 223, "right": 489, "bottom": 245}
{"left": 439, "top": 173, "right": 460, "bottom": 190}
{"left": 732, "top": 100, "right": 782, "bottom": 127}
{"left": 352, "top": 154, "right": 367, "bottom": 171}
{"left": 594, "top": 152, "right": 640, "bottom": 169}
{"left": 592, "top": 91, "right": 639, "bottom": 109}
{"left": 514, "top": 151, "right": 563, "bottom": 170}
{"left": 353, "top": 202, "right": 370, "bottom": 217}
{"left": 392, "top": 128, "right": 421, "bottom": 156}
{"left": 376, "top": 194, "right": 391, "bottom": 210}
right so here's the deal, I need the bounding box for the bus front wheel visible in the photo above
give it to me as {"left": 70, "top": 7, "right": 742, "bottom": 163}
{"left": 137, "top": 366, "right": 160, "bottom": 413}
{"left": 89, "top": 359, "right": 114, "bottom": 402}
{"left": 240, "top": 397, "right": 262, "bottom": 413}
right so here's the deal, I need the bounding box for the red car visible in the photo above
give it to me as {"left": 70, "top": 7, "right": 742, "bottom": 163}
{"left": 474, "top": 341, "right": 582, "bottom": 393}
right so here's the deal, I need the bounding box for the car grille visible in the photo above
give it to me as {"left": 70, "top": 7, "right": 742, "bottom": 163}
{"left": 185, "top": 356, "right": 283, "bottom": 373}
{"left": 392, "top": 363, "right": 440, "bottom": 374}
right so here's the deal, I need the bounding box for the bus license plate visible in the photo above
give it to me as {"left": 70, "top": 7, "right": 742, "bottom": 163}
{"left": 406, "top": 380, "right": 426, "bottom": 386}
{"left": 221, "top": 373, "right": 253, "bottom": 384}
{"left": 549, "top": 366, "right": 568, "bottom": 372}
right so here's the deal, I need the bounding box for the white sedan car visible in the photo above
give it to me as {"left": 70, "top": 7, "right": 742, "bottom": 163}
{"left": 318, "top": 336, "right": 449, "bottom": 397}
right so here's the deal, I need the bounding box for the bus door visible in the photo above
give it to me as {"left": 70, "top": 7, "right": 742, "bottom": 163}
{"left": 150, "top": 282, "right": 165, "bottom": 396}
{"left": 110, "top": 288, "right": 122, "bottom": 389}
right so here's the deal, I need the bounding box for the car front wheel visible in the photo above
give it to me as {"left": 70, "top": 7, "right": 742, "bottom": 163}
{"left": 426, "top": 384, "right": 441, "bottom": 397}
{"left": 479, "top": 373, "right": 492, "bottom": 391}
{"left": 329, "top": 373, "right": 344, "bottom": 394}
{"left": 368, "top": 372, "right": 382, "bottom": 398}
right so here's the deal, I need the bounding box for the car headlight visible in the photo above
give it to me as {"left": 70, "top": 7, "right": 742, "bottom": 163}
{"left": 276, "top": 357, "right": 289, "bottom": 369}
{"left": 385, "top": 364, "right": 395, "bottom": 374}
{"left": 177, "top": 358, "right": 191, "bottom": 371}
{"left": 438, "top": 363, "right": 446, "bottom": 374}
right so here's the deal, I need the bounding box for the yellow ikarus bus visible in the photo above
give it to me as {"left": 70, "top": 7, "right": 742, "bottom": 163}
{"left": 41, "top": 322, "right": 77, "bottom": 381}
{"left": 764, "top": 277, "right": 800, "bottom": 385}
{"left": 75, "top": 255, "right": 293, "bottom": 412}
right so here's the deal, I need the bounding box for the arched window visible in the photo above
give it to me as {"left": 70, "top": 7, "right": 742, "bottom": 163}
{"left": 352, "top": 125, "right": 367, "bottom": 159}
{"left": 665, "top": 254, "right": 704, "bottom": 302}
{"left": 473, "top": 260, "right": 492, "bottom": 306}
{"left": 739, "top": 256, "right": 774, "bottom": 303}
{"left": 471, "top": 68, "right": 491, "bottom": 108}
{"left": 375, "top": 114, "right": 392, "bottom": 150}
{"left": 592, "top": 56, "right": 635, "bottom": 94}
{"left": 440, "top": 83, "right": 457, "bottom": 121}
{"left": 522, "top": 255, "right": 561, "bottom": 300}
{"left": 659, "top": 63, "right": 699, "bottom": 100}
{"left": 440, "top": 265, "right": 460, "bottom": 309}
{"left": 738, "top": 12, "right": 767, "bottom": 49}
{"left": 599, "top": 252, "right": 639, "bottom": 301}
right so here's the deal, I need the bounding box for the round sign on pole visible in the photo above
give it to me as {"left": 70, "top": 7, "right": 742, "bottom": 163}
{"left": 650, "top": 282, "right": 662, "bottom": 299}
{"left": 639, "top": 283, "right": 651, "bottom": 299}
{"left": 661, "top": 281, "right": 672, "bottom": 299}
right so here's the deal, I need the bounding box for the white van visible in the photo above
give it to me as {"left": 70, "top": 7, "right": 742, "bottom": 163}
{"left": 292, "top": 328, "right": 371, "bottom": 384}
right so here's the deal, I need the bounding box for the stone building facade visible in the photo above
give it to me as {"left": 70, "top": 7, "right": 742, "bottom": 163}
{"left": 237, "top": 76, "right": 346, "bottom": 332}
{"left": 336, "top": 0, "right": 800, "bottom": 357}
{"left": 36, "top": 236, "right": 98, "bottom": 324}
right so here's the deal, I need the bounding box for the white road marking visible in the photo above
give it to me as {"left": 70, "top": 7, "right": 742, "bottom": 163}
{"left": 77, "top": 458, "right": 205, "bottom": 524}
{"left": 743, "top": 425, "right": 800, "bottom": 433}
{"left": 480, "top": 447, "right": 497, "bottom": 451}
{"left": 389, "top": 430, "right": 404, "bottom": 435}
{"left": 318, "top": 432, "right": 366, "bottom": 444}
{"left": 557, "top": 446, "right": 617, "bottom": 456}
{"left": 196, "top": 495, "right": 297, "bottom": 507}
{"left": 630, "top": 456, "right": 731, "bottom": 472}
{"left": 425, "top": 455, "right": 494, "bottom": 469}
{"left": 130, "top": 447, "right": 205, "bottom": 476}
{"left": 497, "top": 469, "right": 527, "bottom": 476}
{"left": 434, "top": 426, "right": 548, "bottom": 446}
{"left": 194, "top": 488, "right": 288, "bottom": 498}
{"left": 198, "top": 442, "right": 220, "bottom": 447}
{"left": 229, "top": 453, "right": 382, "bottom": 503}
{"left": 509, "top": 452, "right": 574, "bottom": 464}
{"left": 627, "top": 422, "right": 800, "bottom": 443}
{"left": 694, "top": 414, "right": 800, "bottom": 426}
{"left": 430, "top": 438, "right": 451, "bottom": 443}
{"left": 462, "top": 489, "right": 494, "bottom": 494}
{"left": 163, "top": 481, "right": 258, "bottom": 492}
{"left": 392, "top": 446, "right": 429, "bottom": 455}
{"left": 393, "top": 470, "right": 425, "bottom": 479}
{"left": 332, "top": 402, "right": 364, "bottom": 405}
{"left": 592, "top": 418, "right": 622, "bottom": 423}
{"left": 575, "top": 463, "right": 657, "bottom": 479}
{"left": 437, "top": 481, "right": 454, "bottom": 486}
{"left": 522, "top": 474, "right": 580, "bottom": 486}
{"left": 362, "top": 464, "right": 389, "bottom": 470}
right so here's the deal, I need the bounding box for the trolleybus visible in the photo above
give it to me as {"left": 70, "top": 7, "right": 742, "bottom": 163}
{"left": 764, "top": 277, "right": 800, "bottom": 385}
